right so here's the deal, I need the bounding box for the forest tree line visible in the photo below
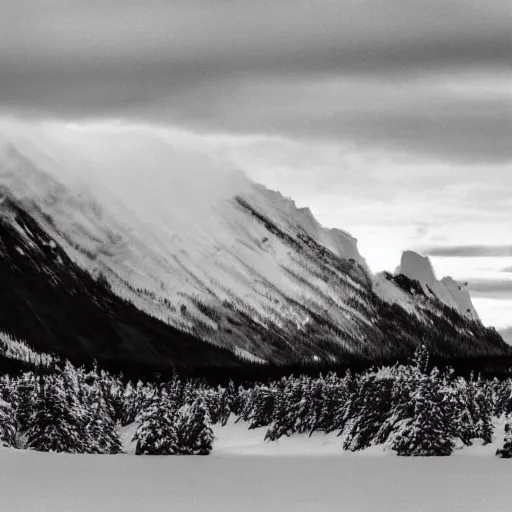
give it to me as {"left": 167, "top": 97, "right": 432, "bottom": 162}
{"left": 1, "top": 346, "right": 512, "bottom": 457}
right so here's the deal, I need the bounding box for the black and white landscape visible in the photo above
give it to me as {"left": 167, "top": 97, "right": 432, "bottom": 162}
{"left": 0, "top": 0, "right": 511, "bottom": 511}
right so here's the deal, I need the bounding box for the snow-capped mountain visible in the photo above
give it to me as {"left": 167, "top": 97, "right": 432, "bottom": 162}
{"left": 0, "top": 124, "right": 508, "bottom": 368}
{"left": 376, "top": 250, "right": 479, "bottom": 321}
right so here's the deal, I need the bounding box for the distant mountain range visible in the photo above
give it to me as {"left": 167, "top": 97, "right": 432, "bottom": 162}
{"left": 0, "top": 129, "right": 508, "bottom": 370}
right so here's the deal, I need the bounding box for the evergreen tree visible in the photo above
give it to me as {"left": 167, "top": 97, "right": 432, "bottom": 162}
{"left": 87, "top": 389, "right": 122, "bottom": 454}
{"left": 230, "top": 383, "right": 246, "bottom": 417}
{"left": 0, "top": 398, "right": 16, "bottom": 447}
{"left": 217, "top": 384, "right": 234, "bottom": 426}
{"left": 393, "top": 369, "right": 454, "bottom": 456}
{"left": 133, "top": 390, "right": 178, "bottom": 455}
{"left": 265, "top": 378, "right": 297, "bottom": 441}
{"left": 474, "top": 379, "right": 494, "bottom": 445}
{"left": 61, "top": 362, "right": 94, "bottom": 451}
{"left": 26, "top": 375, "right": 89, "bottom": 453}
{"left": 242, "top": 386, "right": 275, "bottom": 429}
{"left": 302, "top": 377, "right": 324, "bottom": 433}
{"left": 313, "top": 372, "right": 354, "bottom": 434}
{"left": 494, "top": 379, "right": 512, "bottom": 417}
{"left": 496, "top": 422, "right": 512, "bottom": 458}
{"left": 376, "top": 364, "right": 419, "bottom": 447}
{"left": 173, "top": 399, "right": 214, "bottom": 455}
{"left": 15, "top": 377, "right": 36, "bottom": 434}
{"left": 342, "top": 375, "right": 393, "bottom": 451}
{"left": 0, "top": 374, "right": 16, "bottom": 405}
{"left": 122, "top": 380, "right": 147, "bottom": 426}
{"left": 412, "top": 343, "right": 431, "bottom": 375}
{"left": 96, "top": 368, "right": 126, "bottom": 424}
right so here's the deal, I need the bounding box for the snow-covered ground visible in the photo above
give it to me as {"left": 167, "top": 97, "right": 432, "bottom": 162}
{"left": 1, "top": 419, "right": 511, "bottom": 512}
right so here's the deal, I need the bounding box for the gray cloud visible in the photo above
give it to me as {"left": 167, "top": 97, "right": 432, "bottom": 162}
{"left": 468, "top": 279, "right": 512, "bottom": 300}
{"left": 0, "top": 0, "right": 511, "bottom": 163}
{"left": 425, "top": 245, "right": 512, "bottom": 257}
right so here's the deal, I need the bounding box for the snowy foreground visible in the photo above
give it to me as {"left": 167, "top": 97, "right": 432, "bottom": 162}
{"left": 1, "top": 420, "right": 512, "bottom": 512}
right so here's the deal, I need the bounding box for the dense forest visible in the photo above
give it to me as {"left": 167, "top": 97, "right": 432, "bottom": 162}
{"left": 1, "top": 346, "right": 512, "bottom": 458}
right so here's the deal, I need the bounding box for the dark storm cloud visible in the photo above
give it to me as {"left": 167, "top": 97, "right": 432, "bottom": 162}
{"left": 1, "top": 0, "right": 511, "bottom": 162}
{"left": 425, "top": 245, "right": 512, "bottom": 257}
{"left": 468, "top": 279, "right": 512, "bottom": 300}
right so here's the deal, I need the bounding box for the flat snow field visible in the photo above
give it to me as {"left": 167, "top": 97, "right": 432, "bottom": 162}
{"left": 1, "top": 420, "right": 512, "bottom": 512}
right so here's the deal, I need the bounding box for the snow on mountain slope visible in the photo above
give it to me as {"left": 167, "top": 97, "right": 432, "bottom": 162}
{"left": 0, "top": 122, "right": 507, "bottom": 365}
{"left": 0, "top": 191, "right": 241, "bottom": 369}
{"left": 396, "top": 251, "right": 479, "bottom": 320}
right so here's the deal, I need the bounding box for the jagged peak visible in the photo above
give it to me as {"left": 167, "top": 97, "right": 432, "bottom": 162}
{"left": 243, "top": 183, "right": 367, "bottom": 269}
{"left": 396, "top": 250, "right": 436, "bottom": 282}
{"left": 394, "top": 250, "right": 479, "bottom": 320}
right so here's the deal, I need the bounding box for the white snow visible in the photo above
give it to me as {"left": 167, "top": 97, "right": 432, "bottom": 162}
{"left": 1, "top": 418, "right": 512, "bottom": 512}
{"left": 0, "top": 331, "right": 53, "bottom": 366}
{"left": 234, "top": 347, "right": 267, "bottom": 364}
{"left": 373, "top": 271, "right": 423, "bottom": 317}
{"left": 397, "top": 250, "right": 479, "bottom": 320}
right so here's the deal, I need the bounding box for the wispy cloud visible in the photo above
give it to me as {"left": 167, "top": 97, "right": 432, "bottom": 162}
{"left": 425, "top": 245, "right": 512, "bottom": 258}
{"left": 468, "top": 279, "right": 512, "bottom": 300}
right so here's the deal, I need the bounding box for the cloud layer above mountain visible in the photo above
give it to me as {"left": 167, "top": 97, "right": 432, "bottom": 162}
{"left": 1, "top": 0, "right": 511, "bottom": 164}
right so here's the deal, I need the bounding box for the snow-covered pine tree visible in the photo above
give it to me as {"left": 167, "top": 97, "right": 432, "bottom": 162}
{"left": 217, "top": 384, "right": 233, "bottom": 426}
{"left": 133, "top": 389, "right": 178, "bottom": 455}
{"left": 312, "top": 371, "right": 353, "bottom": 435}
{"left": 15, "top": 376, "right": 36, "bottom": 434}
{"left": 230, "top": 383, "right": 246, "bottom": 417}
{"left": 392, "top": 368, "right": 454, "bottom": 456}
{"left": 291, "top": 375, "right": 320, "bottom": 435}
{"left": 342, "top": 374, "right": 393, "bottom": 451}
{"left": 202, "top": 388, "right": 223, "bottom": 425}
{"left": 122, "top": 380, "right": 148, "bottom": 426}
{"left": 301, "top": 376, "right": 324, "bottom": 433}
{"left": 173, "top": 398, "right": 214, "bottom": 455}
{"left": 87, "top": 388, "right": 122, "bottom": 454}
{"left": 224, "top": 380, "right": 244, "bottom": 417}
{"left": 412, "top": 343, "right": 431, "bottom": 375}
{"left": 376, "top": 364, "right": 419, "bottom": 447}
{"left": 26, "top": 374, "right": 89, "bottom": 453}
{"left": 0, "top": 374, "right": 16, "bottom": 405}
{"left": 474, "top": 378, "right": 494, "bottom": 445}
{"left": 61, "top": 361, "right": 94, "bottom": 451}
{"left": 244, "top": 385, "right": 275, "bottom": 429}
{"left": 438, "top": 372, "right": 471, "bottom": 447}
{"left": 494, "top": 379, "right": 512, "bottom": 417}
{"left": 0, "top": 398, "right": 16, "bottom": 447}
{"left": 265, "top": 378, "right": 296, "bottom": 441}
{"left": 496, "top": 421, "right": 512, "bottom": 458}
{"left": 99, "top": 370, "right": 127, "bottom": 424}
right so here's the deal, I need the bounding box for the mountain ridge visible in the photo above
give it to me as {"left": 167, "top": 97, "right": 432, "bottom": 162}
{"left": 0, "top": 127, "right": 508, "bottom": 368}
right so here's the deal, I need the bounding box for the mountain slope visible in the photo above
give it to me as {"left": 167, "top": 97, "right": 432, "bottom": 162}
{"left": 0, "top": 126, "right": 508, "bottom": 367}
{"left": 0, "top": 192, "right": 241, "bottom": 369}
{"left": 395, "top": 250, "right": 479, "bottom": 319}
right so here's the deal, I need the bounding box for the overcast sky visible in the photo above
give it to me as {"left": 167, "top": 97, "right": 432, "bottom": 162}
{"left": 1, "top": 0, "right": 511, "bottom": 327}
